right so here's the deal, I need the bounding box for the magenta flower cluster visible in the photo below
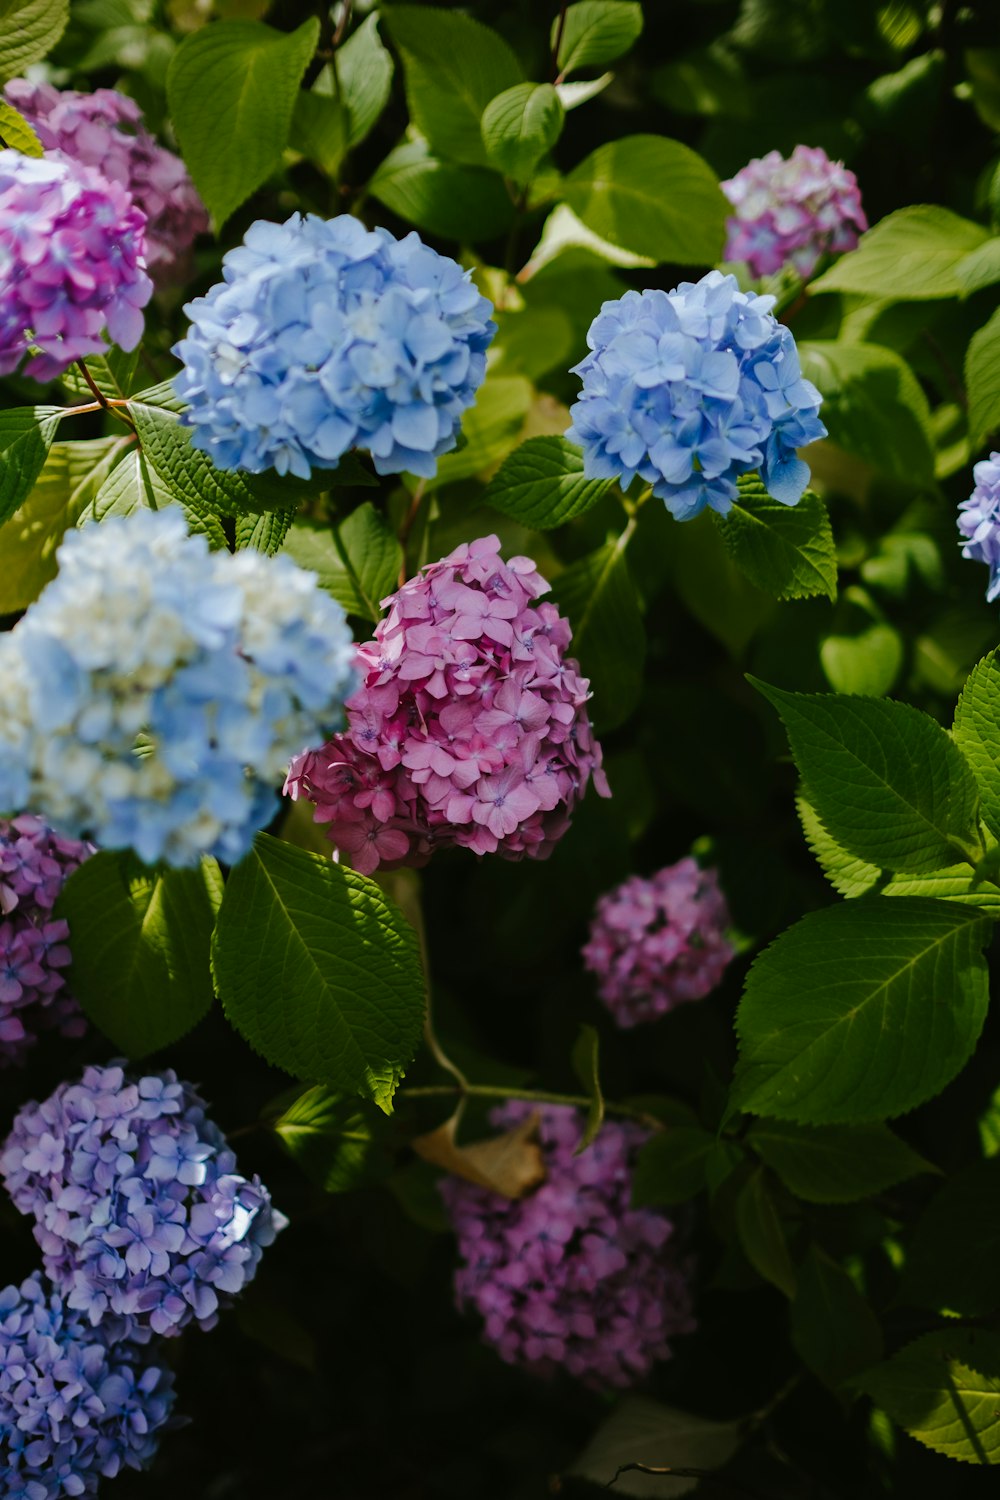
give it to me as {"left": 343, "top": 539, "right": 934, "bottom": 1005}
{"left": 5, "top": 80, "right": 207, "bottom": 283}
{"left": 582, "top": 859, "right": 734, "bottom": 1028}
{"left": 285, "top": 535, "right": 610, "bottom": 873}
{"left": 440, "top": 1103, "right": 695, "bottom": 1387}
{"left": 0, "top": 814, "right": 91, "bottom": 1067}
{"left": 0, "top": 149, "right": 151, "bottom": 382}
{"left": 722, "top": 145, "right": 867, "bottom": 280}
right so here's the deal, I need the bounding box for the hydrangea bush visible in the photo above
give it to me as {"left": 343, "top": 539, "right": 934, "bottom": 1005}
{"left": 1, "top": 0, "right": 1000, "bottom": 1495}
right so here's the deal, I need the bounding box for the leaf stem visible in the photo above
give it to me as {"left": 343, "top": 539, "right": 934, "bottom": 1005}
{"left": 73, "top": 361, "right": 136, "bottom": 431}
{"left": 551, "top": 0, "right": 569, "bottom": 83}
{"left": 402, "top": 1083, "right": 662, "bottom": 1130}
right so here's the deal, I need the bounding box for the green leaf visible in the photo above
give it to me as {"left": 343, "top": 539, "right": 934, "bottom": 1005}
{"left": 731, "top": 897, "right": 992, "bottom": 1124}
{"left": 289, "top": 90, "right": 347, "bottom": 177}
{"left": 820, "top": 593, "right": 903, "bottom": 698}
{"left": 966, "top": 306, "right": 1000, "bottom": 450}
{"left": 211, "top": 833, "right": 426, "bottom": 1113}
{"left": 85, "top": 446, "right": 227, "bottom": 548}
{"left": 631, "top": 1124, "right": 717, "bottom": 1205}
{"left": 481, "top": 436, "right": 614, "bottom": 529}
{"left": 570, "top": 1397, "right": 740, "bottom": 1498}
{"left": 60, "top": 346, "right": 140, "bottom": 403}
{"left": 235, "top": 508, "right": 296, "bottom": 556}
{"left": 268, "top": 1086, "right": 388, "bottom": 1192}
{"left": 570, "top": 1024, "right": 604, "bottom": 1151}
{"left": 798, "top": 341, "right": 934, "bottom": 482}
{"left": 902, "top": 1159, "right": 1000, "bottom": 1317}
{"left": 481, "top": 83, "right": 564, "bottom": 184}
{"left": 550, "top": 534, "right": 646, "bottom": 733}
{"left": 428, "top": 373, "right": 532, "bottom": 489}
{"left": 749, "top": 1119, "right": 935, "bottom": 1203}
{"left": 955, "top": 237, "right": 1000, "bottom": 296}
{"left": 752, "top": 680, "right": 981, "bottom": 874}
{"left": 858, "top": 1330, "right": 1000, "bottom": 1465}
{"left": 563, "top": 134, "right": 727, "bottom": 265}
{"left": 127, "top": 393, "right": 264, "bottom": 520}
{"left": 282, "top": 504, "right": 401, "bottom": 621}
{"left": 0, "top": 407, "right": 63, "bottom": 526}
{"left": 714, "top": 478, "right": 836, "bottom": 602}
{"left": 791, "top": 1246, "right": 883, "bottom": 1388}
{"left": 735, "top": 1167, "right": 797, "bottom": 1297}
{"left": 167, "top": 18, "right": 320, "bottom": 227}
{"left": 553, "top": 0, "right": 643, "bottom": 77}
{"left": 0, "top": 99, "right": 42, "bottom": 154}
{"left": 811, "top": 205, "right": 989, "bottom": 301}
{"left": 0, "top": 0, "right": 69, "bottom": 80}
{"left": 955, "top": 650, "right": 1000, "bottom": 844}
{"left": 339, "top": 13, "right": 394, "bottom": 148}
{"left": 55, "top": 852, "right": 222, "bottom": 1058}
{"left": 368, "top": 140, "right": 514, "bottom": 242}
{"left": 381, "top": 4, "right": 523, "bottom": 167}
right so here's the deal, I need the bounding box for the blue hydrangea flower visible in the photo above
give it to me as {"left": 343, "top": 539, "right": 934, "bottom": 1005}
{"left": 566, "top": 270, "right": 827, "bottom": 520}
{"left": 1, "top": 1064, "right": 286, "bottom": 1340}
{"left": 0, "top": 1271, "right": 175, "bottom": 1497}
{"left": 172, "top": 213, "right": 497, "bottom": 480}
{"left": 958, "top": 452, "right": 1000, "bottom": 601}
{"left": 0, "top": 509, "right": 358, "bottom": 867}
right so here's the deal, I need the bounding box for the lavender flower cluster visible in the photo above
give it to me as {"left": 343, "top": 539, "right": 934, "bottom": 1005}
{"left": 958, "top": 451, "right": 1000, "bottom": 602}
{"left": 722, "top": 144, "right": 867, "bottom": 281}
{"left": 172, "top": 213, "right": 496, "bottom": 481}
{"left": 440, "top": 1103, "right": 695, "bottom": 1387}
{"left": 285, "top": 535, "right": 610, "bottom": 873}
{"left": 0, "top": 814, "right": 91, "bottom": 1066}
{"left": 5, "top": 79, "right": 207, "bottom": 283}
{"left": 567, "top": 270, "right": 826, "bottom": 520}
{"left": 0, "top": 509, "right": 357, "bottom": 867}
{"left": 582, "top": 859, "right": 734, "bottom": 1028}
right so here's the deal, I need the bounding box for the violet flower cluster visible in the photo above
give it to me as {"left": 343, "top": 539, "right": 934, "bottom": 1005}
{"left": 0, "top": 508, "right": 357, "bottom": 867}
{"left": 0, "top": 814, "right": 92, "bottom": 1066}
{"left": 5, "top": 79, "right": 207, "bottom": 283}
{"left": 582, "top": 858, "right": 734, "bottom": 1028}
{"left": 1, "top": 1064, "right": 285, "bottom": 1340}
{"left": 440, "top": 1103, "right": 695, "bottom": 1387}
{"left": 0, "top": 1272, "right": 175, "bottom": 1498}
{"left": 958, "top": 451, "right": 1000, "bottom": 602}
{"left": 172, "top": 213, "right": 496, "bottom": 480}
{"left": 285, "top": 535, "right": 610, "bottom": 873}
{"left": 721, "top": 144, "right": 868, "bottom": 280}
{"left": 566, "top": 270, "right": 826, "bottom": 520}
{"left": 0, "top": 149, "right": 151, "bottom": 382}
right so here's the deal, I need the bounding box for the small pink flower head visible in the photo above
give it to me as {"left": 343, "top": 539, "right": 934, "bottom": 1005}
{"left": 440, "top": 1103, "right": 695, "bottom": 1387}
{"left": 582, "top": 858, "right": 734, "bottom": 1028}
{"left": 5, "top": 79, "right": 208, "bottom": 283}
{"left": 721, "top": 144, "right": 867, "bottom": 280}
{"left": 285, "top": 535, "right": 611, "bottom": 873}
{"left": 0, "top": 149, "right": 152, "bottom": 382}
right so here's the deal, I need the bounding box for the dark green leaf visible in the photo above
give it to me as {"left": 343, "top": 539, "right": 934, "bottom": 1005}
{"left": 811, "top": 205, "right": 989, "bottom": 300}
{"left": 749, "top": 1119, "right": 935, "bottom": 1203}
{"left": 290, "top": 90, "right": 347, "bottom": 176}
{"left": 966, "top": 306, "right": 1000, "bottom": 450}
{"left": 858, "top": 1330, "right": 1000, "bottom": 1464}
{"left": 631, "top": 1124, "right": 717, "bottom": 1205}
{"left": 735, "top": 1167, "right": 797, "bottom": 1297}
{"left": 955, "top": 650, "right": 1000, "bottom": 844}
{"left": 554, "top": 1, "right": 643, "bottom": 77}
{"left": 0, "top": 407, "right": 63, "bottom": 525}
{"left": 60, "top": 347, "right": 140, "bottom": 403}
{"left": 714, "top": 478, "right": 837, "bottom": 601}
{"left": 127, "top": 393, "right": 266, "bottom": 519}
{"left": 481, "top": 436, "right": 614, "bottom": 529}
{"left": 283, "top": 504, "right": 401, "bottom": 621}
{"left": 550, "top": 534, "right": 645, "bottom": 733}
{"left": 903, "top": 1159, "right": 1000, "bottom": 1317}
{"left": 268, "top": 1086, "right": 388, "bottom": 1192}
{"left": 798, "top": 340, "right": 934, "bottom": 482}
{"left": 791, "top": 1246, "right": 883, "bottom": 1388}
{"left": 570, "top": 1023, "right": 604, "bottom": 1151}
{"left": 570, "top": 1397, "right": 740, "bottom": 1498}
{"left": 368, "top": 140, "right": 514, "bottom": 242}
{"left": 86, "top": 446, "right": 227, "bottom": 548}
{"left": 481, "top": 83, "right": 564, "bottom": 183}
{"left": 235, "top": 509, "right": 296, "bottom": 556}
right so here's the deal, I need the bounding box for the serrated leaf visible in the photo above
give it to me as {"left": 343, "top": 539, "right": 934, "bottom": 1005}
{"left": 0, "top": 0, "right": 69, "bottom": 81}
{"left": 631, "top": 1124, "right": 717, "bottom": 1205}
{"left": 748, "top": 1119, "right": 935, "bottom": 1203}
{"left": 570, "top": 1398, "right": 740, "bottom": 1498}
{"left": 481, "top": 83, "right": 564, "bottom": 183}
{"left": 811, "top": 205, "right": 989, "bottom": 301}
{"left": 966, "top": 306, "right": 1000, "bottom": 450}
{"left": 731, "top": 898, "right": 992, "bottom": 1124}
{"left": 735, "top": 1167, "right": 797, "bottom": 1297}
{"left": 84, "top": 445, "right": 226, "bottom": 549}
{"left": 60, "top": 347, "right": 140, "bottom": 403}
{"left": 752, "top": 680, "right": 981, "bottom": 874}
{"left": 903, "top": 1159, "right": 1000, "bottom": 1317}
{"left": 563, "top": 134, "right": 726, "bottom": 265}
{"left": 550, "top": 534, "right": 645, "bottom": 733}
{"left": 481, "top": 436, "right": 614, "bottom": 528}
{"left": 0, "top": 407, "right": 63, "bottom": 525}
{"left": 127, "top": 394, "right": 264, "bottom": 519}
{"left": 798, "top": 340, "right": 934, "bottom": 482}
{"left": 791, "top": 1246, "right": 883, "bottom": 1388}
{"left": 955, "top": 651, "right": 1000, "bottom": 844}
{"left": 714, "top": 479, "right": 836, "bottom": 601}
{"left": 55, "top": 852, "right": 221, "bottom": 1058}
{"left": 0, "top": 99, "right": 42, "bottom": 154}
{"left": 554, "top": 0, "right": 643, "bottom": 77}
{"left": 282, "top": 504, "right": 401, "bottom": 621}
{"left": 368, "top": 140, "right": 514, "bottom": 242}
{"left": 570, "top": 1023, "right": 604, "bottom": 1150}
{"left": 858, "top": 1330, "right": 1000, "bottom": 1465}
{"left": 167, "top": 18, "right": 320, "bottom": 227}
{"left": 235, "top": 508, "right": 296, "bottom": 555}
{"left": 212, "top": 833, "right": 426, "bottom": 1113}
{"left": 268, "top": 1086, "right": 388, "bottom": 1192}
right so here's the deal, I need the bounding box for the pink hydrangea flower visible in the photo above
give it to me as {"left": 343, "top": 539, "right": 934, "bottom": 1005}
{"left": 440, "top": 1103, "right": 695, "bottom": 1387}
{"left": 722, "top": 145, "right": 867, "bottom": 280}
{"left": 285, "top": 535, "right": 610, "bottom": 873}
{"left": 0, "top": 150, "right": 151, "bottom": 381}
{"left": 582, "top": 858, "right": 734, "bottom": 1028}
{"left": 5, "top": 79, "right": 208, "bottom": 283}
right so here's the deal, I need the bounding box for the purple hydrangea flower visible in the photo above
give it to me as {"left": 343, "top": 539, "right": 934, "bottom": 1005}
{"left": 4, "top": 79, "right": 208, "bottom": 284}
{"left": 0, "top": 1271, "right": 175, "bottom": 1497}
{"left": 722, "top": 145, "right": 867, "bottom": 280}
{"left": 0, "top": 149, "right": 151, "bottom": 382}
{"left": 440, "top": 1103, "right": 695, "bottom": 1387}
{"left": 1, "top": 1064, "right": 286, "bottom": 1339}
{"left": 566, "top": 271, "right": 826, "bottom": 520}
{"left": 582, "top": 859, "right": 734, "bottom": 1028}
{"left": 958, "top": 452, "right": 1000, "bottom": 602}
{"left": 172, "top": 213, "right": 497, "bottom": 480}
{"left": 0, "top": 814, "right": 92, "bottom": 1066}
{"left": 284, "top": 535, "right": 611, "bottom": 872}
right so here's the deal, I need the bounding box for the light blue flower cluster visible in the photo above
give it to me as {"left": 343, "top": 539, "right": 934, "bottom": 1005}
{"left": 958, "top": 452, "right": 1000, "bottom": 601}
{"left": 566, "top": 270, "right": 827, "bottom": 520}
{"left": 0, "top": 1272, "right": 175, "bottom": 1498}
{"left": 1, "top": 1064, "right": 285, "bottom": 1341}
{"left": 0, "top": 509, "right": 357, "bottom": 867}
{"left": 172, "top": 213, "right": 497, "bottom": 480}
